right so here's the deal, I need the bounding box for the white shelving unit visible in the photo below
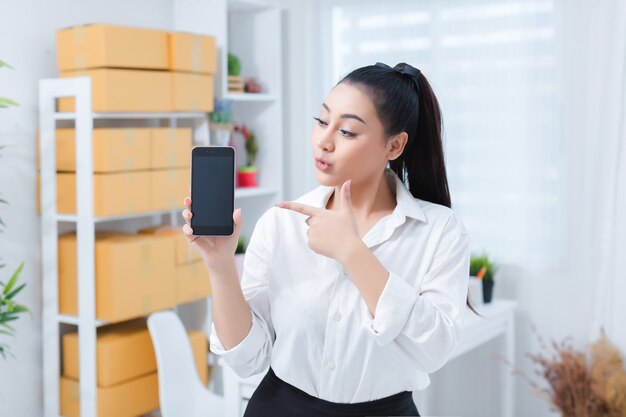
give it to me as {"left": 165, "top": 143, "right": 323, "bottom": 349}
{"left": 40, "top": 71, "right": 283, "bottom": 417}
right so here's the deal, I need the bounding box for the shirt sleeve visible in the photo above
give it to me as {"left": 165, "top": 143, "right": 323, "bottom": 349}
{"left": 361, "top": 212, "right": 470, "bottom": 374}
{"left": 209, "top": 209, "right": 276, "bottom": 378}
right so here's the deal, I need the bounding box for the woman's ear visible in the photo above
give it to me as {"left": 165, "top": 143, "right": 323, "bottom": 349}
{"left": 387, "top": 132, "right": 408, "bottom": 161}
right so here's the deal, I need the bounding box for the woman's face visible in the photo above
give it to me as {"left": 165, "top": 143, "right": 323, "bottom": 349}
{"left": 311, "top": 82, "right": 392, "bottom": 187}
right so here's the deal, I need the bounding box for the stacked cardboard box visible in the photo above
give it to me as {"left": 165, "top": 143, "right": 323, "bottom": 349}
{"left": 138, "top": 226, "right": 211, "bottom": 305}
{"left": 60, "top": 318, "right": 208, "bottom": 417}
{"left": 56, "top": 24, "right": 216, "bottom": 112}
{"left": 36, "top": 127, "right": 192, "bottom": 216}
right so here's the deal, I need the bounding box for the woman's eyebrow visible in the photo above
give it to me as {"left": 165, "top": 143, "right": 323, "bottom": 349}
{"left": 322, "top": 103, "right": 367, "bottom": 125}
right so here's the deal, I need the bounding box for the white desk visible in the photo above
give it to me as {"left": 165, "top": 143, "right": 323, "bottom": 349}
{"left": 216, "top": 299, "right": 517, "bottom": 417}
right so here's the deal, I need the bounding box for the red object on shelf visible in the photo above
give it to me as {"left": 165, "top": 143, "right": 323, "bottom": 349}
{"left": 237, "top": 170, "right": 257, "bottom": 187}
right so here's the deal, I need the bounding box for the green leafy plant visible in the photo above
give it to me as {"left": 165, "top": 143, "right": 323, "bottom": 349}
{"left": 469, "top": 251, "right": 498, "bottom": 283}
{"left": 0, "top": 60, "right": 18, "bottom": 109}
{"left": 0, "top": 262, "right": 29, "bottom": 359}
{"left": 228, "top": 53, "right": 241, "bottom": 76}
{"left": 1, "top": 59, "right": 28, "bottom": 360}
{"left": 234, "top": 123, "right": 258, "bottom": 167}
{"left": 235, "top": 235, "right": 247, "bottom": 254}
{"left": 208, "top": 99, "right": 233, "bottom": 124}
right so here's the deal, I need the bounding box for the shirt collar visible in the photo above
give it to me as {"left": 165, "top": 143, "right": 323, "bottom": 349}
{"left": 300, "top": 168, "right": 427, "bottom": 223}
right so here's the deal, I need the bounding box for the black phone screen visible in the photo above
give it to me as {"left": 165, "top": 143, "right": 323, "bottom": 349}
{"left": 190, "top": 146, "right": 235, "bottom": 236}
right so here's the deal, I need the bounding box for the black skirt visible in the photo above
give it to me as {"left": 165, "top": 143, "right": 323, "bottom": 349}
{"left": 243, "top": 367, "right": 420, "bottom": 417}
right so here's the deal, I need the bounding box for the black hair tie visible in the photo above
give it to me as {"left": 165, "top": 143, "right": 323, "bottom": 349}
{"left": 375, "top": 62, "right": 421, "bottom": 96}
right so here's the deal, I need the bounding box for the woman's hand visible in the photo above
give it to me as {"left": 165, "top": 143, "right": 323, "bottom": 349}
{"left": 181, "top": 197, "right": 243, "bottom": 271}
{"left": 275, "top": 179, "right": 361, "bottom": 265}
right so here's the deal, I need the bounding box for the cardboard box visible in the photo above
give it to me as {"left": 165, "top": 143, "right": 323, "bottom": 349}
{"left": 151, "top": 128, "right": 193, "bottom": 169}
{"left": 63, "top": 318, "right": 208, "bottom": 387}
{"left": 57, "top": 24, "right": 168, "bottom": 71}
{"left": 36, "top": 128, "right": 151, "bottom": 173}
{"left": 176, "top": 260, "right": 212, "bottom": 305}
{"left": 168, "top": 32, "right": 217, "bottom": 74}
{"left": 60, "top": 372, "right": 159, "bottom": 417}
{"left": 56, "top": 171, "right": 151, "bottom": 216}
{"left": 58, "top": 232, "right": 176, "bottom": 322}
{"left": 138, "top": 226, "right": 201, "bottom": 265}
{"left": 171, "top": 72, "right": 214, "bottom": 112}
{"left": 58, "top": 68, "right": 172, "bottom": 113}
{"left": 151, "top": 168, "right": 189, "bottom": 211}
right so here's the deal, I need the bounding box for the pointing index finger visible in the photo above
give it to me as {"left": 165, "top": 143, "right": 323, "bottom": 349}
{"left": 275, "top": 201, "right": 322, "bottom": 217}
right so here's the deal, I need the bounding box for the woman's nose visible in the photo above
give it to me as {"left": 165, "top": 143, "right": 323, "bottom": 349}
{"left": 317, "top": 130, "right": 334, "bottom": 152}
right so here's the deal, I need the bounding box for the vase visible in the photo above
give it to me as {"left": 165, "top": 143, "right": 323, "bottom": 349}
{"left": 482, "top": 280, "right": 495, "bottom": 304}
{"left": 236, "top": 168, "right": 257, "bottom": 187}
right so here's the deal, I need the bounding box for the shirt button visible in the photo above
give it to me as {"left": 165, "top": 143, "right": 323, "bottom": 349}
{"left": 333, "top": 312, "right": 342, "bottom": 322}
{"left": 327, "top": 361, "right": 336, "bottom": 370}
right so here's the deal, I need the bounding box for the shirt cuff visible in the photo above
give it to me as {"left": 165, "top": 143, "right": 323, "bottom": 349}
{"left": 209, "top": 312, "right": 268, "bottom": 366}
{"left": 363, "top": 271, "right": 418, "bottom": 346}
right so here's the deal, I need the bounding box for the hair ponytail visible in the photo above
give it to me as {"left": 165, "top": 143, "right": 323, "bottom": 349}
{"left": 338, "top": 63, "right": 479, "bottom": 316}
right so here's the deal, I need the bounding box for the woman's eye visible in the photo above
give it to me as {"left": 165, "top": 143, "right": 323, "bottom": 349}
{"left": 340, "top": 129, "right": 356, "bottom": 137}
{"left": 313, "top": 117, "right": 328, "bottom": 126}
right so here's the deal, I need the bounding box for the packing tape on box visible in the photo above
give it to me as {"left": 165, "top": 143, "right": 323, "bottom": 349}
{"left": 123, "top": 159, "right": 133, "bottom": 171}
{"left": 68, "top": 380, "right": 80, "bottom": 401}
{"left": 167, "top": 170, "right": 177, "bottom": 181}
{"left": 72, "top": 25, "right": 86, "bottom": 44}
{"left": 124, "top": 202, "right": 134, "bottom": 213}
{"left": 123, "top": 172, "right": 132, "bottom": 184}
{"left": 186, "top": 247, "right": 195, "bottom": 263}
{"left": 192, "top": 35, "right": 202, "bottom": 73}
{"left": 74, "top": 54, "right": 87, "bottom": 70}
{"left": 168, "top": 195, "right": 177, "bottom": 208}
{"left": 167, "top": 153, "right": 177, "bottom": 167}
{"left": 124, "top": 129, "right": 135, "bottom": 145}
{"left": 141, "top": 242, "right": 150, "bottom": 273}
{"left": 141, "top": 295, "right": 153, "bottom": 315}
{"left": 167, "top": 128, "right": 176, "bottom": 144}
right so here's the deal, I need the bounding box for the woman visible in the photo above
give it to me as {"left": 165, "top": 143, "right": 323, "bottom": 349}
{"left": 182, "top": 62, "right": 473, "bottom": 417}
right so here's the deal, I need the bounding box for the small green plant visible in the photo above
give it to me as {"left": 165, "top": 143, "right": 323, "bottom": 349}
{"left": 208, "top": 99, "right": 233, "bottom": 124}
{"left": 470, "top": 251, "right": 497, "bottom": 283}
{"left": 235, "top": 236, "right": 247, "bottom": 254}
{"left": 0, "top": 262, "right": 29, "bottom": 359}
{"left": 1, "top": 59, "right": 28, "bottom": 360}
{"left": 234, "top": 124, "right": 258, "bottom": 167}
{"left": 0, "top": 60, "right": 18, "bottom": 109}
{"left": 228, "top": 53, "right": 241, "bottom": 76}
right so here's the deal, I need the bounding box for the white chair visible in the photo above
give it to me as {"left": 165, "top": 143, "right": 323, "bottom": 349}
{"left": 148, "top": 311, "right": 224, "bottom": 417}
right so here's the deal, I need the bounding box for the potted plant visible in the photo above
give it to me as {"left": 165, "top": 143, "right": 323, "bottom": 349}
{"left": 1, "top": 59, "right": 29, "bottom": 360}
{"left": 470, "top": 251, "right": 498, "bottom": 303}
{"left": 234, "top": 123, "right": 258, "bottom": 187}
{"left": 208, "top": 99, "right": 234, "bottom": 146}
{"left": 234, "top": 235, "right": 247, "bottom": 280}
{"left": 227, "top": 52, "right": 244, "bottom": 93}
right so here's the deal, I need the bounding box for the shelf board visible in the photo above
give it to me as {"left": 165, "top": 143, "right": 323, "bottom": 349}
{"left": 53, "top": 188, "right": 277, "bottom": 223}
{"left": 58, "top": 314, "right": 108, "bottom": 327}
{"left": 54, "top": 112, "right": 207, "bottom": 120}
{"left": 223, "top": 93, "right": 276, "bottom": 102}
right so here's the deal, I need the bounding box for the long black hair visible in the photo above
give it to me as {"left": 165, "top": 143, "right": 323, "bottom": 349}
{"left": 338, "top": 62, "right": 479, "bottom": 315}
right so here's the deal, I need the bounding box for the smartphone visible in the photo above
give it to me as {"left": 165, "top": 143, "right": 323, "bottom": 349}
{"left": 190, "top": 146, "right": 235, "bottom": 236}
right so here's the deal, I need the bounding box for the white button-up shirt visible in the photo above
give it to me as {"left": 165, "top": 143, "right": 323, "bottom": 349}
{"left": 209, "top": 167, "right": 470, "bottom": 403}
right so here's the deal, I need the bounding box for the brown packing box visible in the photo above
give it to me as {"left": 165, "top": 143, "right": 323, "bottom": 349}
{"left": 63, "top": 318, "right": 209, "bottom": 387}
{"left": 168, "top": 32, "right": 217, "bottom": 74}
{"left": 58, "top": 68, "right": 172, "bottom": 113}
{"left": 58, "top": 232, "right": 176, "bottom": 322}
{"left": 60, "top": 331, "right": 208, "bottom": 417}
{"left": 176, "top": 260, "right": 212, "bottom": 305}
{"left": 151, "top": 128, "right": 193, "bottom": 169}
{"left": 151, "top": 168, "right": 189, "bottom": 211}
{"left": 60, "top": 372, "right": 159, "bottom": 417}
{"left": 171, "top": 72, "right": 214, "bottom": 112}
{"left": 36, "top": 128, "right": 151, "bottom": 172}
{"left": 56, "top": 171, "right": 151, "bottom": 216}
{"left": 138, "top": 226, "right": 201, "bottom": 265}
{"left": 57, "top": 24, "right": 168, "bottom": 71}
